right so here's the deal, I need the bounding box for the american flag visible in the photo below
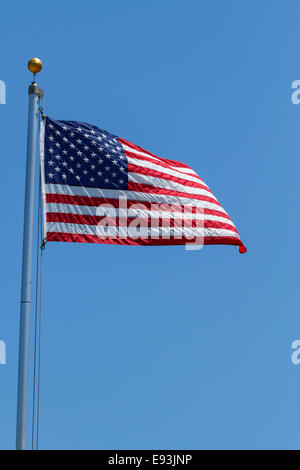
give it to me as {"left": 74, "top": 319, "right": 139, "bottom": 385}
{"left": 40, "top": 117, "right": 246, "bottom": 252}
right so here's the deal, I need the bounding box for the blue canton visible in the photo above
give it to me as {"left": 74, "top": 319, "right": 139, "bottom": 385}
{"left": 44, "top": 117, "right": 128, "bottom": 190}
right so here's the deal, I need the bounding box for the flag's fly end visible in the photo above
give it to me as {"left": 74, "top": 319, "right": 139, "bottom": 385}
{"left": 239, "top": 244, "right": 247, "bottom": 254}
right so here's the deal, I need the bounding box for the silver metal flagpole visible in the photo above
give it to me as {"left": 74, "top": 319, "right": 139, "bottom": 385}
{"left": 16, "top": 58, "right": 44, "bottom": 450}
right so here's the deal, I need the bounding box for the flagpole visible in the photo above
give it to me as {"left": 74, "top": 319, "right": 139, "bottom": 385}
{"left": 16, "top": 58, "right": 44, "bottom": 450}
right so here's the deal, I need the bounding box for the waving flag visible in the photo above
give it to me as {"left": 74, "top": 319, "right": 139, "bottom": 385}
{"left": 40, "top": 117, "right": 246, "bottom": 252}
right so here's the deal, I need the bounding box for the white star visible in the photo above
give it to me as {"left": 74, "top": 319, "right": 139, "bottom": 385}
{"left": 76, "top": 139, "right": 82, "bottom": 144}
{"left": 55, "top": 166, "right": 60, "bottom": 172}
{"left": 49, "top": 148, "right": 54, "bottom": 154}
{"left": 48, "top": 123, "right": 54, "bottom": 129}
{"left": 75, "top": 175, "right": 81, "bottom": 181}
{"left": 105, "top": 178, "right": 109, "bottom": 183}
{"left": 112, "top": 159, "right": 117, "bottom": 165}
{"left": 83, "top": 170, "right": 88, "bottom": 175}
{"left": 77, "top": 151, "right": 83, "bottom": 156}
{"left": 48, "top": 136, "right": 54, "bottom": 141}
{"left": 48, "top": 161, "right": 54, "bottom": 166}
{"left": 63, "top": 137, "right": 68, "bottom": 143}
{"left": 98, "top": 158, "right": 103, "bottom": 164}
{"left": 83, "top": 157, "right": 89, "bottom": 163}
{"left": 112, "top": 172, "right": 117, "bottom": 177}
{"left": 55, "top": 142, "right": 61, "bottom": 148}
{"left": 84, "top": 133, "right": 89, "bottom": 138}
{"left": 76, "top": 163, "right": 81, "bottom": 168}
{"left": 91, "top": 152, "right": 96, "bottom": 158}
{"left": 69, "top": 168, "right": 74, "bottom": 173}
{"left": 55, "top": 154, "right": 61, "bottom": 160}
{"left": 63, "top": 150, "right": 68, "bottom": 155}
{"left": 55, "top": 130, "right": 61, "bottom": 136}
{"left": 48, "top": 172, "right": 54, "bottom": 178}
{"left": 70, "top": 132, "right": 75, "bottom": 137}
{"left": 91, "top": 129, "right": 96, "bottom": 135}
{"left": 62, "top": 161, "right": 68, "bottom": 167}
{"left": 91, "top": 140, "right": 97, "bottom": 146}
{"left": 101, "top": 134, "right": 106, "bottom": 139}
{"left": 62, "top": 174, "right": 67, "bottom": 179}
{"left": 97, "top": 171, "right": 102, "bottom": 176}
{"left": 90, "top": 177, "right": 95, "bottom": 182}
{"left": 120, "top": 167, "right": 125, "bottom": 173}
{"left": 70, "top": 143, "right": 75, "bottom": 149}
{"left": 84, "top": 146, "right": 89, "bottom": 151}
{"left": 77, "top": 127, "right": 82, "bottom": 132}
{"left": 105, "top": 166, "right": 110, "bottom": 171}
{"left": 91, "top": 165, "right": 95, "bottom": 170}
{"left": 97, "top": 136, "right": 102, "bottom": 141}
{"left": 62, "top": 125, "right": 68, "bottom": 131}
{"left": 119, "top": 179, "right": 123, "bottom": 184}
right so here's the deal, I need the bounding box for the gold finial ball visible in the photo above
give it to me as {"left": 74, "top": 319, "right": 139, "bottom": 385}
{"left": 27, "top": 58, "right": 43, "bottom": 75}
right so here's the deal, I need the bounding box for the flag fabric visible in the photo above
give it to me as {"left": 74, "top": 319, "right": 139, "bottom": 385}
{"left": 40, "top": 117, "right": 246, "bottom": 252}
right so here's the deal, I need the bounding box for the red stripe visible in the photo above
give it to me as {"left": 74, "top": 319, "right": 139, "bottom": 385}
{"left": 46, "top": 212, "right": 238, "bottom": 233}
{"left": 120, "top": 138, "right": 193, "bottom": 169}
{"left": 203, "top": 220, "right": 238, "bottom": 233}
{"left": 46, "top": 193, "right": 108, "bottom": 207}
{"left": 47, "top": 231, "right": 243, "bottom": 248}
{"left": 127, "top": 182, "right": 222, "bottom": 206}
{"left": 204, "top": 208, "right": 230, "bottom": 220}
{"left": 128, "top": 163, "right": 213, "bottom": 194}
{"left": 46, "top": 193, "right": 231, "bottom": 220}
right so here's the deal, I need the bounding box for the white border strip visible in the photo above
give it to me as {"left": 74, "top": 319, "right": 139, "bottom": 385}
{"left": 39, "top": 117, "right": 47, "bottom": 239}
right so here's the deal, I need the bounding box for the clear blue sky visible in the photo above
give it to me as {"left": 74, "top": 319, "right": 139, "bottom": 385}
{"left": 1, "top": 0, "right": 300, "bottom": 450}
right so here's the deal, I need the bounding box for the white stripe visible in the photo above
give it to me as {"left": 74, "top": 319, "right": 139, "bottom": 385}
{"left": 127, "top": 155, "right": 209, "bottom": 188}
{"left": 169, "top": 166, "right": 197, "bottom": 175}
{"left": 121, "top": 143, "right": 197, "bottom": 175}
{"left": 45, "top": 183, "right": 229, "bottom": 215}
{"left": 128, "top": 172, "right": 219, "bottom": 201}
{"left": 47, "top": 221, "right": 239, "bottom": 239}
{"left": 46, "top": 202, "right": 236, "bottom": 227}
